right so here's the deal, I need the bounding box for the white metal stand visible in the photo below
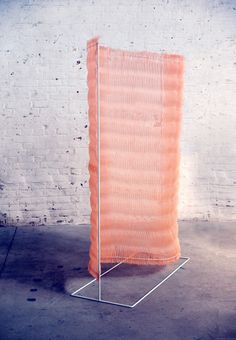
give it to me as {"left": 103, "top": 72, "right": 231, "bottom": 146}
{"left": 71, "top": 40, "right": 190, "bottom": 308}
{"left": 71, "top": 256, "right": 190, "bottom": 308}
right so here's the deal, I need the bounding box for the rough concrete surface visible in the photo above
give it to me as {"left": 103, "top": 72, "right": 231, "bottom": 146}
{"left": 0, "top": 222, "right": 235, "bottom": 340}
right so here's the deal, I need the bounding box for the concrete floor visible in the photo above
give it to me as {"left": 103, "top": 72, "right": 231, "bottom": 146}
{"left": 0, "top": 222, "right": 235, "bottom": 340}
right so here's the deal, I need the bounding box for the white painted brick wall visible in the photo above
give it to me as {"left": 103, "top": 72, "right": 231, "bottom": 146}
{"left": 0, "top": 0, "right": 236, "bottom": 226}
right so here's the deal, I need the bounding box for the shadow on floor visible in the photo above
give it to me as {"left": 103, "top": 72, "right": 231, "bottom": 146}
{"left": 0, "top": 225, "right": 170, "bottom": 295}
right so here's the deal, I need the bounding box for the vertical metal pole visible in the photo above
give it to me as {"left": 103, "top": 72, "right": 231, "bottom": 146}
{"left": 96, "top": 41, "right": 102, "bottom": 301}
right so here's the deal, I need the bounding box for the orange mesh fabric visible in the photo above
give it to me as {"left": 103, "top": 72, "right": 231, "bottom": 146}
{"left": 87, "top": 37, "right": 185, "bottom": 279}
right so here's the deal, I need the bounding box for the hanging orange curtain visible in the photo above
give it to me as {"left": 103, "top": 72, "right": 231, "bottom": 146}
{"left": 87, "top": 37, "right": 184, "bottom": 279}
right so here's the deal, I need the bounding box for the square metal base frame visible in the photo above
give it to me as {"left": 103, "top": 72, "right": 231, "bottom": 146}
{"left": 71, "top": 256, "right": 190, "bottom": 308}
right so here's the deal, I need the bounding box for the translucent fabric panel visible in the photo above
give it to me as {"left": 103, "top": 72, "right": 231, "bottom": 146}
{"left": 87, "top": 37, "right": 184, "bottom": 279}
